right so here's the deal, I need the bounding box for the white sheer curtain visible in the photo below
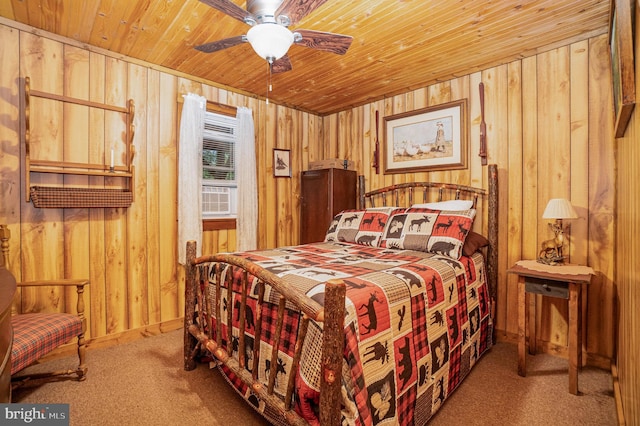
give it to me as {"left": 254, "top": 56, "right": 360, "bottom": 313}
{"left": 236, "top": 106, "right": 257, "bottom": 251}
{"left": 178, "top": 93, "right": 206, "bottom": 264}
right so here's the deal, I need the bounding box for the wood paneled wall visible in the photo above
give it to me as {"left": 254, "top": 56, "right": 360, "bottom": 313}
{"left": 0, "top": 19, "right": 616, "bottom": 368}
{"left": 612, "top": 5, "right": 640, "bottom": 424}
{"left": 0, "top": 21, "right": 320, "bottom": 342}
{"left": 322, "top": 36, "right": 615, "bottom": 365}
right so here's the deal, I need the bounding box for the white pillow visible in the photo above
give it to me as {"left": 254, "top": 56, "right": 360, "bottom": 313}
{"left": 411, "top": 199, "right": 474, "bottom": 211}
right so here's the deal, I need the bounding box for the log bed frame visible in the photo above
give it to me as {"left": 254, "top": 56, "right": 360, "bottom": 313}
{"left": 184, "top": 164, "right": 498, "bottom": 426}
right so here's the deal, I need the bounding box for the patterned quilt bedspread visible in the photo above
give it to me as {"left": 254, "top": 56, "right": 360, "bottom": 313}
{"left": 205, "top": 241, "right": 493, "bottom": 426}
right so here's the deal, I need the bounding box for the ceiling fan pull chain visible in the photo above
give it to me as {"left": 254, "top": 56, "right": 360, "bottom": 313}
{"left": 266, "top": 60, "right": 272, "bottom": 105}
{"left": 269, "top": 60, "right": 273, "bottom": 94}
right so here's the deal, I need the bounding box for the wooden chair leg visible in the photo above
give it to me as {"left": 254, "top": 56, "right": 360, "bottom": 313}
{"left": 76, "top": 332, "right": 88, "bottom": 381}
{"left": 11, "top": 332, "right": 88, "bottom": 389}
{"left": 75, "top": 282, "right": 88, "bottom": 380}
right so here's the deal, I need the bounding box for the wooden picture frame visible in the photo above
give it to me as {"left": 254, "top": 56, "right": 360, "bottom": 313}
{"left": 609, "top": 0, "right": 635, "bottom": 138}
{"left": 383, "top": 99, "right": 468, "bottom": 174}
{"left": 273, "top": 148, "right": 291, "bottom": 177}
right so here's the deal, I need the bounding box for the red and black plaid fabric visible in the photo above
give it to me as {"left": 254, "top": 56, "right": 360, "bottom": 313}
{"left": 410, "top": 294, "right": 430, "bottom": 359}
{"left": 397, "top": 383, "right": 417, "bottom": 426}
{"left": 447, "top": 344, "right": 463, "bottom": 392}
{"left": 260, "top": 304, "right": 299, "bottom": 356}
{"left": 220, "top": 364, "right": 249, "bottom": 395}
{"left": 11, "top": 312, "right": 82, "bottom": 374}
{"left": 344, "top": 321, "right": 371, "bottom": 425}
{"left": 198, "top": 242, "right": 492, "bottom": 426}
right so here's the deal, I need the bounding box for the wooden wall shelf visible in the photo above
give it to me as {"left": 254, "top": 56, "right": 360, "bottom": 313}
{"left": 30, "top": 186, "right": 134, "bottom": 209}
{"left": 23, "top": 77, "right": 135, "bottom": 208}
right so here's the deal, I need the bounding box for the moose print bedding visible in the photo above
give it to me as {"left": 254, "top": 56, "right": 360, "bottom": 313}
{"left": 205, "top": 238, "right": 492, "bottom": 426}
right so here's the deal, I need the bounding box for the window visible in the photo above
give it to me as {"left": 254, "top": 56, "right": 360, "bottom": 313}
{"left": 202, "top": 111, "right": 237, "bottom": 219}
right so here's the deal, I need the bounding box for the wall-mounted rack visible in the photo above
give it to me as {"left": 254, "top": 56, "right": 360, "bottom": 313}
{"left": 23, "top": 77, "right": 135, "bottom": 208}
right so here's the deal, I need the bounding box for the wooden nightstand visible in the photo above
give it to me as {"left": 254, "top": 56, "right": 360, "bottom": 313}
{"left": 507, "top": 261, "right": 593, "bottom": 395}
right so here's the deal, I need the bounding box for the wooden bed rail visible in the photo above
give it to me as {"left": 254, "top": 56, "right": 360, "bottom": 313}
{"left": 183, "top": 240, "right": 345, "bottom": 426}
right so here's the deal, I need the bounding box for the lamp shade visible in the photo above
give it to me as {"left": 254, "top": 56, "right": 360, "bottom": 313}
{"left": 542, "top": 198, "right": 578, "bottom": 219}
{"left": 246, "top": 23, "right": 294, "bottom": 61}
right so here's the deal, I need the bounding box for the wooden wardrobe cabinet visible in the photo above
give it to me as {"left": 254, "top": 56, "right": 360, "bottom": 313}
{"left": 300, "top": 168, "right": 357, "bottom": 244}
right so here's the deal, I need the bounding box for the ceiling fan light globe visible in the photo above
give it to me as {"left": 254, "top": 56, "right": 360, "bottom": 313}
{"left": 246, "top": 23, "right": 294, "bottom": 61}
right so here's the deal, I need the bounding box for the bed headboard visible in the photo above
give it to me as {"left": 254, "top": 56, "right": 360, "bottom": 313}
{"left": 360, "top": 180, "right": 487, "bottom": 208}
{"left": 357, "top": 165, "right": 499, "bottom": 317}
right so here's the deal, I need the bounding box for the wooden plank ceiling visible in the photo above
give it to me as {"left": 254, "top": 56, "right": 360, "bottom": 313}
{"left": 0, "top": 0, "right": 610, "bottom": 115}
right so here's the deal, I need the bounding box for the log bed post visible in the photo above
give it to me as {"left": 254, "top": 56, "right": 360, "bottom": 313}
{"left": 487, "top": 164, "right": 499, "bottom": 340}
{"left": 319, "top": 279, "right": 346, "bottom": 426}
{"left": 184, "top": 240, "right": 198, "bottom": 371}
{"left": 358, "top": 175, "right": 366, "bottom": 208}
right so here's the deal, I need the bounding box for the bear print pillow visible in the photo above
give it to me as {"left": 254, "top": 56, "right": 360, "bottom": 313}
{"left": 379, "top": 207, "right": 476, "bottom": 259}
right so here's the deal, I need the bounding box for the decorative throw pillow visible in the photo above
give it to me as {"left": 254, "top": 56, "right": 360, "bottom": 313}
{"left": 462, "top": 231, "right": 490, "bottom": 256}
{"left": 324, "top": 207, "right": 397, "bottom": 246}
{"left": 379, "top": 207, "right": 476, "bottom": 259}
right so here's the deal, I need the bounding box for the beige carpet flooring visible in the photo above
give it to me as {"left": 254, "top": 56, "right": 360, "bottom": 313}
{"left": 12, "top": 330, "right": 616, "bottom": 425}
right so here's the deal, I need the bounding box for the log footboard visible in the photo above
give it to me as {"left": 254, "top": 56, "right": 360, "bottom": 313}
{"left": 183, "top": 240, "right": 345, "bottom": 426}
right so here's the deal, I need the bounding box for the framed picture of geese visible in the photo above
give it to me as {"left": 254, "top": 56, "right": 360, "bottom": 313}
{"left": 383, "top": 99, "right": 468, "bottom": 173}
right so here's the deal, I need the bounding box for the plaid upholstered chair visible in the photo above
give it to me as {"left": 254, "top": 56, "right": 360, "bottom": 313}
{"left": 0, "top": 225, "right": 89, "bottom": 395}
{"left": 0, "top": 266, "right": 14, "bottom": 402}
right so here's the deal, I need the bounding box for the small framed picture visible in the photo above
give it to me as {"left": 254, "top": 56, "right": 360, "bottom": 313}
{"left": 273, "top": 148, "right": 291, "bottom": 177}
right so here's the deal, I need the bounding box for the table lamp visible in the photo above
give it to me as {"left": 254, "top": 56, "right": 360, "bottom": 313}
{"left": 538, "top": 198, "right": 579, "bottom": 265}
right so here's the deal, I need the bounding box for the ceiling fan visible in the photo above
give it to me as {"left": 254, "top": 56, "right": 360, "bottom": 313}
{"left": 195, "top": 0, "right": 353, "bottom": 73}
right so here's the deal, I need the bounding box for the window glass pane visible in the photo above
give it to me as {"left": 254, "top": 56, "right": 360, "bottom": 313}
{"left": 202, "top": 112, "right": 236, "bottom": 183}
{"left": 202, "top": 110, "right": 237, "bottom": 217}
{"left": 203, "top": 139, "right": 235, "bottom": 181}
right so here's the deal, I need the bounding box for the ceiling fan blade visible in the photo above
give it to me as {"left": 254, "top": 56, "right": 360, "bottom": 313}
{"left": 195, "top": 35, "right": 247, "bottom": 53}
{"left": 271, "top": 56, "right": 293, "bottom": 74}
{"left": 275, "top": 0, "right": 329, "bottom": 26}
{"left": 199, "top": 0, "right": 253, "bottom": 24}
{"left": 294, "top": 29, "right": 353, "bottom": 55}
